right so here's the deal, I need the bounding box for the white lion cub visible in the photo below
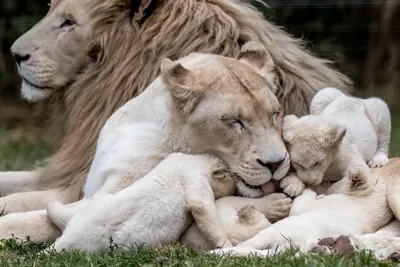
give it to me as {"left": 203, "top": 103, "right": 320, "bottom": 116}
{"left": 46, "top": 153, "right": 235, "bottom": 252}
{"left": 280, "top": 87, "right": 391, "bottom": 196}
{"left": 209, "top": 167, "right": 395, "bottom": 259}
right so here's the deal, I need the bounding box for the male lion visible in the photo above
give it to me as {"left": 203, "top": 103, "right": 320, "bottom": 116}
{"left": 1, "top": 0, "right": 351, "bottom": 215}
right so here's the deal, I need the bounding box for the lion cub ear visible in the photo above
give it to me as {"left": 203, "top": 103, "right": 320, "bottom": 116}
{"left": 322, "top": 124, "right": 347, "bottom": 148}
{"left": 160, "top": 58, "right": 203, "bottom": 114}
{"left": 282, "top": 115, "right": 298, "bottom": 143}
{"left": 238, "top": 41, "right": 277, "bottom": 87}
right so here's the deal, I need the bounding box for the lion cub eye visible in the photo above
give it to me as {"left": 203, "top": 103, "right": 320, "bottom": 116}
{"left": 314, "top": 161, "right": 321, "bottom": 167}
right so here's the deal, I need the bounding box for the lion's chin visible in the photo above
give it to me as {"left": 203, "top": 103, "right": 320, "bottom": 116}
{"left": 21, "top": 80, "right": 52, "bottom": 102}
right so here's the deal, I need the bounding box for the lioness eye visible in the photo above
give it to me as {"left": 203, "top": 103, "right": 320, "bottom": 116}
{"left": 314, "top": 161, "right": 321, "bottom": 167}
{"left": 61, "top": 18, "right": 75, "bottom": 28}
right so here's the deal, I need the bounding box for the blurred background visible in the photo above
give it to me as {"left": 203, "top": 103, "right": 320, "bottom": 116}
{"left": 0, "top": 0, "right": 399, "bottom": 170}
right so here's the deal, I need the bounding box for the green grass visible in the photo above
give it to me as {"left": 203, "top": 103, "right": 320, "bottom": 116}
{"left": 0, "top": 117, "right": 399, "bottom": 266}
{"left": 0, "top": 239, "right": 396, "bottom": 267}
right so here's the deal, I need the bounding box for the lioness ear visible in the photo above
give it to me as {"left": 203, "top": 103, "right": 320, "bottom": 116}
{"left": 282, "top": 115, "right": 298, "bottom": 143}
{"left": 238, "top": 41, "right": 277, "bottom": 87}
{"left": 323, "top": 124, "right": 347, "bottom": 148}
{"left": 161, "top": 58, "right": 203, "bottom": 114}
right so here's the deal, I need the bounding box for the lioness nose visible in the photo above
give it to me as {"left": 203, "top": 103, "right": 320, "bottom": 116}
{"left": 13, "top": 53, "right": 30, "bottom": 65}
{"left": 257, "top": 157, "right": 285, "bottom": 173}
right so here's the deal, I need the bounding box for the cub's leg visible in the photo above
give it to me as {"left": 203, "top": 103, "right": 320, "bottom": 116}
{"left": 363, "top": 97, "right": 391, "bottom": 168}
{"left": 47, "top": 199, "right": 91, "bottom": 232}
{"left": 310, "top": 87, "right": 345, "bottom": 115}
{"left": 187, "top": 196, "right": 232, "bottom": 249}
{"left": 180, "top": 204, "right": 270, "bottom": 252}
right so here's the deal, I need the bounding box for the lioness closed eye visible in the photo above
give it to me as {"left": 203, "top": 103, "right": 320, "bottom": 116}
{"left": 280, "top": 87, "right": 391, "bottom": 197}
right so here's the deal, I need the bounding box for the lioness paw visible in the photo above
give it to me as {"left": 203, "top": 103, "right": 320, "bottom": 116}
{"left": 280, "top": 175, "right": 305, "bottom": 197}
{"left": 262, "top": 193, "right": 292, "bottom": 222}
{"left": 368, "top": 153, "right": 389, "bottom": 168}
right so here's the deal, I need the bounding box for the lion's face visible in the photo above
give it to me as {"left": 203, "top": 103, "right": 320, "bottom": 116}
{"left": 10, "top": 0, "right": 93, "bottom": 102}
{"left": 161, "top": 42, "right": 290, "bottom": 198}
{"left": 282, "top": 115, "right": 347, "bottom": 186}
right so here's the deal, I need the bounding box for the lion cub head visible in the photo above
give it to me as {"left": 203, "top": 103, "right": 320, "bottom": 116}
{"left": 282, "top": 114, "right": 346, "bottom": 185}
{"left": 160, "top": 41, "right": 290, "bottom": 197}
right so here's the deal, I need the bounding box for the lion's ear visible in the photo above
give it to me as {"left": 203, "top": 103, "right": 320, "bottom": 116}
{"left": 161, "top": 58, "right": 203, "bottom": 114}
{"left": 282, "top": 115, "right": 298, "bottom": 143}
{"left": 322, "top": 124, "right": 347, "bottom": 148}
{"left": 238, "top": 41, "right": 277, "bottom": 86}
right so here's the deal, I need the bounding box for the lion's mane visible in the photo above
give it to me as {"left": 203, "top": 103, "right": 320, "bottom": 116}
{"left": 38, "top": 0, "right": 351, "bottom": 199}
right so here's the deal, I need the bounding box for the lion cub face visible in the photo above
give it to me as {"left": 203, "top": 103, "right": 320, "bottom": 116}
{"left": 282, "top": 115, "right": 346, "bottom": 185}
{"left": 160, "top": 41, "right": 290, "bottom": 197}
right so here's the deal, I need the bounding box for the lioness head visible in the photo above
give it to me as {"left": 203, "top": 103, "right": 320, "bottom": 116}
{"left": 161, "top": 41, "right": 290, "bottom": 198}
{"left": 282, "top": 114, "right": 346, "bottom": 185}
{"left": 10, "top": 0, "right": 94, "bottom": 102}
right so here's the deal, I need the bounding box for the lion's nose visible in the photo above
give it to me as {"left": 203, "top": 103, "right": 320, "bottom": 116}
{"left": 257, "top": 157, "right": 285, "bottom": 173}
{"left": 12, "top": 52, "right": 30, "bottom": 65}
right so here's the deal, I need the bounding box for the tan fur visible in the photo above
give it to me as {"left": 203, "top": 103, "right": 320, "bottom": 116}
{"left": 8, "top": 0, "right": 351, "bottom": 206}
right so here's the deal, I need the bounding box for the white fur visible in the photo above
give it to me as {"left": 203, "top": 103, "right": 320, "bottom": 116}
{"left": 208, "top": 168, "right": 397, "bottom": 259}
{"left": 48, "top": 153, "right": 234, "bottom": 252}
{"left": 45, "top": 45, "right": 292, "bottom": 251}
{"left": 281, "top": 87, "right": 391, "bottom": 197}
{"left": 311, "top": 87, "right": 391, "bottom": 167}
{"left": 180, "top": 193, "right": 292, "bottom": 252}
{"left": 20, "top": 80, "right": 52, "bottom": 102}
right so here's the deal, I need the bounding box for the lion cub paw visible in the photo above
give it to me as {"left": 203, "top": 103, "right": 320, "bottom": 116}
{"left": 262, "top": 193, "right": 292, "bottom": 222}
{"left": 368, "top": 153, "right": 389, "bottom": 168}
{"left": 280, "top": 174, "right": 305, "bottom": 197}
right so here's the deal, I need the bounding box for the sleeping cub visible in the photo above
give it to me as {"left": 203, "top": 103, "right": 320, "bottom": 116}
{"left": 46, "top": 153, "right": 235, "bottom": 252}
{"left": 280, "top": 87, "right": 391, "bottom": 196}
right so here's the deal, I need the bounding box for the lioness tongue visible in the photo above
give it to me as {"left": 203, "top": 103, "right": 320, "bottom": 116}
{"left": 261, "top": 181, "right": 276, "bottom": 195}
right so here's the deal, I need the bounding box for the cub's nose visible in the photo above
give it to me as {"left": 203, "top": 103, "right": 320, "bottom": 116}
{"left": 257, "top": 156, "right": 285, "bottom": 173}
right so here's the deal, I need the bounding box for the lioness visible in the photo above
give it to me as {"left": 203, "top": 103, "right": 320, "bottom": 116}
{"left": 208, "top": 163, "right": 400, "bottom": 261}
{"left": 2, "top": 41, "right": 291, "bottom": 244}
{"left": 279, "top": 87, "right": 391, "bottom": 197}
{"left": 46, "top": 153, "right": 235, "bottom": 252}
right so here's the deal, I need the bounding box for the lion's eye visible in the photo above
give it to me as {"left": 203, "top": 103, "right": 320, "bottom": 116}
{"left": 314, "top": 161, "right": 321, "bottom": 167}
{"left": 233, "top": 119, "right": 245, "bottom": 130}
{"left": 60, "top": 18, "right": 75, "bottom": 28}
